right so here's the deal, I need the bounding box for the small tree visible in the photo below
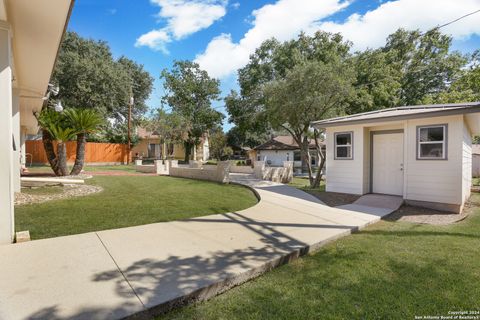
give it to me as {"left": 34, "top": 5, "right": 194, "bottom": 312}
{"left": 65, "top": 108, "right": 103, "bottom": 175}
{"left": 161, "top": 61, "right": 223, "bottom": 162}
{"left": 37, "top": 109, "right": 77, "bottom": 176}
{"left": 209, "top": 130, "right": 233, "bottom": 161}
{"left": 142, "top": 109, "right": 186, "bottom": 159}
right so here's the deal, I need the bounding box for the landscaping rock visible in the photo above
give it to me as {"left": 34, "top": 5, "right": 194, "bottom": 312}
{"left": 15, "top": 184, "right": 103, "bottom": 206}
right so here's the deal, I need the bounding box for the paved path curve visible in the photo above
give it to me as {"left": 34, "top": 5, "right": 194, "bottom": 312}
{"left": 0, "top": 174, "right": 396, "bottom": 320}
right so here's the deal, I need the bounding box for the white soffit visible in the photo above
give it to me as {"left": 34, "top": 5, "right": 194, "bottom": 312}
{"left": 6, "top": 0, "right": 72, "bottom": 100}
{"left": 0, "top": 0, "right": 6, "bottom": 21}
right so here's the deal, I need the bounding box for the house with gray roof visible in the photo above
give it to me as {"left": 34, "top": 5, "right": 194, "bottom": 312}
{"left": 311, "top": 102, "right": 480, "bottom": 213}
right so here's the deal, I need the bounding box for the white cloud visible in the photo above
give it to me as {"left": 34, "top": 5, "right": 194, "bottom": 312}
{"left": 318, "top": 0, "right": 480, "bottom": 51}
{"left": 195, "top": 0, "right": 350, "bottom": 78}
{"left": 136, "top": 0, "right": 228, "bottom": 52}
{"left": 196, "top": 0, "right": 480, "bottom": 79}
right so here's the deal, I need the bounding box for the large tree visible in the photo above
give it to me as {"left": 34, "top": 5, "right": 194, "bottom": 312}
{"left": 264, "top": 60, "right": 354, "bottom": 187}
{"left": 161, "top": 61, "right": 223, "bottom": 162}
{"left": 51, "top": 31, "right": 153, "bottom": 121}
{"left": 383, "top": 28, "right": 467, "bottom": 106}
{"left": 226, "top": 32, "right": 351, "bottom": 142}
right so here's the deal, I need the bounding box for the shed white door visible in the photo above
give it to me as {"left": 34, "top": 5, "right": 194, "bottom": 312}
{"left": 372, "top": 133, "right": 404, "bottom": 196}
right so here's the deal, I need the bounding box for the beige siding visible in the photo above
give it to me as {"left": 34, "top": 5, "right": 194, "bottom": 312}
{"left": 404, "top": 115, "right": 463, "bottom": 205}
{"left": 462, "top": 119, "right": 472, "bottom": 203}
{"left": 326, "top": 125, "right": 365, "bottom": 194}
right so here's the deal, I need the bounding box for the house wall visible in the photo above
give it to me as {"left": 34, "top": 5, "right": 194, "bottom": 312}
{"left": 403, "top": 115, "right": 463, "bottom": 206}
{"left": 255, "top": 150, "right": 294, "bottom": 166}
{"left": 473, "top": 154, "right": 480, "bottom": 177}
{"left": 462, "top": 118, "right": 472, "bottom": 204}
{"left": 325, "top": 125, "right": 365, "bottom": 194}
{"left": 326, "top": 115, "right": 469, "bottom": 211}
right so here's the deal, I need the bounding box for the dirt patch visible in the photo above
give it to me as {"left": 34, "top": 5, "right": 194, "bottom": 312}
{"left": 305, "top": 190, "right": 361, "bottom": 207}
{"left": 15, "top": 184, "right": 103, "bottom": 206}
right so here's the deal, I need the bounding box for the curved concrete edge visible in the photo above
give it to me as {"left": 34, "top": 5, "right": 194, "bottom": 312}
{"left": 0, "top": 175, "right": 393, "bottom": 320}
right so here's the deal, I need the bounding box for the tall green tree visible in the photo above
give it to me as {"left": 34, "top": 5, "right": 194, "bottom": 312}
{"left": 51, "top": 32, "right": 153, "bottom": 121}
{"left": 264, "top": 61, "right": 354, "bottom": 187}
{"left": 227, "top": 32, "right": 351, "bottom": 140}
{"left": 383, "top": 28, "right": 467, "bottom": 105}
{"left": 161, "top": 61, "right": 223, "bottom": 162}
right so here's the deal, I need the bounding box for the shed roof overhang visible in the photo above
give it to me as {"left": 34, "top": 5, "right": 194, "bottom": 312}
{"left": 311, "top": 102, "right": 480, "bottom": 135}
{"left": 3, "top": 0, "right": 74, "bottom": 134}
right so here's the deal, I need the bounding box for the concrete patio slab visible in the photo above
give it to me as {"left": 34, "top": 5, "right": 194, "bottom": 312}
{"left": 0, "top": 174, "right": 398, "bottom": 320}
{"left": 0, "top": 233, "right": 143, "bottom": 320}
{"left": 337, "top": 194, "right": 404, "bottom": 216}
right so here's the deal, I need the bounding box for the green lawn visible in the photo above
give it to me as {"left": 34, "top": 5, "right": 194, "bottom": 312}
{"left": 289, "top": 176, "right": 325, "bottom": 191}
{"left": 160, "top": 194, "right": 480, "bottom": 320}
{"left": 15, "top": 176, "right": 258, "bottom": 240}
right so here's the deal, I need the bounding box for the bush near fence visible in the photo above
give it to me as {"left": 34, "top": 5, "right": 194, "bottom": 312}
{"left": 26, "top": 140, "right": 129, "bottom": 165}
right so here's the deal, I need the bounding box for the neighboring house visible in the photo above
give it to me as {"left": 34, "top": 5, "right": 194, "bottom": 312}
{"left": 312, "top": 102, "right": 480, "bottom": 214}
{"left": 0, "top": 0, "right": 74, "bottom": 243}
{"left": 249, "top": 135, "right": 325, "bottom": 170}
{"left": 132, "top": 127, "right": 210, "bottom": 161}
{"left": 472, "top": 144, "right": 480, "bottom": 177}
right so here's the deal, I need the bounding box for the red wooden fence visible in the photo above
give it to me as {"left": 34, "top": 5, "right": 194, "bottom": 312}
{"left": 26, "top": 141, "right": 129, "bottom": 164}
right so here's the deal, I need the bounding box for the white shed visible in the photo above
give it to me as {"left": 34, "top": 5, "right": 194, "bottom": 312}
{"left": 311, "top": 102, "right": 480, "bottom": 213}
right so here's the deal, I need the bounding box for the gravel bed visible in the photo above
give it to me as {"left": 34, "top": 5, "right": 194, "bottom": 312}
{"left": 15, "top": 184, "right": 103, "bottom": 206}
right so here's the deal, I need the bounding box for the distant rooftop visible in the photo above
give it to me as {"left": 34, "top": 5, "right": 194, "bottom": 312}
{"left": 311, "top": 102, "right": 480, "bottom": 128}
{"left": 254, "top": 135, "right": 324, "bottom": 150}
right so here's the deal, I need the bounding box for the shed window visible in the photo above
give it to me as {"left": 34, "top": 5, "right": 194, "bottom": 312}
{"left": 417, "top": 125, "right": 447, "bottom": 160}
{"left": 334, "top": 132, "right": 353, "bottom": 160}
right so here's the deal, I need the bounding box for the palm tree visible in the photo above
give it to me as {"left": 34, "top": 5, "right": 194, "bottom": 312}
{"left": 65, "top": 108, "right": 103, "bottom": 175}
{"left": 37, "top": 109, "right": 77, "bottom": 176}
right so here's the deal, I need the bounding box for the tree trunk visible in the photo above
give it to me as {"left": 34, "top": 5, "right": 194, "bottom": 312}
{"left": 184, "top": 141, "right": 192, "bottom": 163}
{"left": 56, "top": 142, "right": 69, "bottom": 176}
{"left": 301, "top": 138, "right": 315, "bottom": 187}
{"left": 70, "top": 133, "right": 86, "bottom": 175}
{"left": 42, "top": 129, "right": 63, "bottom": 176}
{"left": 312, "top": 129, "right": 326, "bottom": 189}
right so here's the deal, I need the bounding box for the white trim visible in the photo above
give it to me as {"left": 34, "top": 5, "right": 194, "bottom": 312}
{"left": 334, "top": 131, "right": 353, "bottom": 160}
{"left": 417, "top": 124, "right": 447, "bottom": 160}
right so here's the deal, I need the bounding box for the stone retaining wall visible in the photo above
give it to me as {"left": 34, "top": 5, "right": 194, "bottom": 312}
{"left": 169, "top": 161, "right": 231, "bottom": 183}
{"left": 230, "top": 165, "right": 254, "bottom": 174}
{"left": 254, "top": 161, "right": 293, "bottom": 183}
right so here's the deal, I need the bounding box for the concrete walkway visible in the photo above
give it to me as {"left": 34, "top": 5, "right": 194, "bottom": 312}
{"left": 0, "top": 175, "right": 396, "bottom": 320}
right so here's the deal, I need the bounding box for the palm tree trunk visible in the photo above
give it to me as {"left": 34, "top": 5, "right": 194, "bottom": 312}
{"left": 56, "top": 142, "right": 69, "bottom": 176}
{"left": 42, "top": 129, "right": 63, "bottom": 176}
{"left": 70, "top": 133, "right": 86, "bottom": 175}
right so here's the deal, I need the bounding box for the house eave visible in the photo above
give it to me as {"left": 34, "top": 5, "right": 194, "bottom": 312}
{"left": 311, "top": 105, "right": 480, "bottom": 129}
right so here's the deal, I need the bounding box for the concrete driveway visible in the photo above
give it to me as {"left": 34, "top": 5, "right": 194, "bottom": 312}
{"left": 0, "top": 174, "right": 398, "bottom": 320}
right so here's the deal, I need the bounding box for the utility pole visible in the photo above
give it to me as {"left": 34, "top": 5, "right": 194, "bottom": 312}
{"left": 127, "top": 95, "right": 134, "bottom": 164}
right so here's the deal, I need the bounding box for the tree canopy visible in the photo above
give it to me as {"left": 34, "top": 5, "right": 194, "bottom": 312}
{"left": 51, "top": 31, "right": 154, "bottom": 129}
{"left": 161, "top": 60, "right": 224, "bottom": 162}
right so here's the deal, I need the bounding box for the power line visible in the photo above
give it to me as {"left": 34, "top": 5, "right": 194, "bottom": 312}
{"left": 436, "top": 9, "right": 480, "bottom": 30}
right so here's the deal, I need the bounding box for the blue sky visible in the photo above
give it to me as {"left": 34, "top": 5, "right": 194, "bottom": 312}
{"left": 68, "top": 0, "right": 480, "bottom": 129}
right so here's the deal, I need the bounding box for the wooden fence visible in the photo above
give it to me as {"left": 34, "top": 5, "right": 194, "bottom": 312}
{"left": 26, "top": 141, "right": 129, "bottom": 165}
